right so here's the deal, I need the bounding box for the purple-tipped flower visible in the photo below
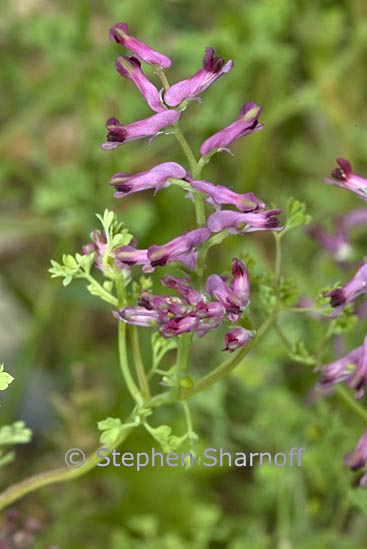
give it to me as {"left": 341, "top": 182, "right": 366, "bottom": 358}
{"left": 344, "top": 429, "right": 367, "bottom": 473}
{"left": 324, "top": 158, "right": 367, "bottom": 201}
{"left": 164, "top": 48, "right": 233, "bottom": 107}
{"left": 223, "top": 327, "right": 253, "bottom": 352}
{"left": 102, "top": 110, "right": 180, "bottom": 150}
{"left": 114, "top": 307, "right": 160, "bottom": 327}
{"left": 207, "top": 209, "right": 281, "bottom": 234}
{"left": 115, "top": 56, "right": 164, "bottom": 113}
{"left": 200, "top": 102, "right": 263, "bottom": 156}
{"left": 188, "top": 179, "right": 265, "bottom": 212}
{"left": 110, "top": 162, "right": 186, "bottom": 198}
{"left": 231, "top": 258, "right": 250, "bottom": 303}
{"left": 148, "top": 228, "right": 210, "bottom": 268}
{"left": 315, "top": 334, "right": 367, "bottom": 399}
{"left": 109, "top": 23, "right": 172, "bottom": 68}
{"left": 160, "top": 314, "right": 199, "bottom": 337}
{"left": 114, "top": 245, "right": 149, "bottom": 267}
{"left": 161, "top": 275, "right": 203, "bottom": 305}
{"left": 206, "top": 274, "right": 244, "bottom": 321}
{"left": 323, "top": 263, "right": 367, "bottom": 313}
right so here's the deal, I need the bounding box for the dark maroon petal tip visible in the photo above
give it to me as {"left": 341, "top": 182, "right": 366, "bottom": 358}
{"left": 202, "top": 47, "right": 225, "bottom": 73}
{"left": 324, "top": 288, "right": 346, "bottom": 307}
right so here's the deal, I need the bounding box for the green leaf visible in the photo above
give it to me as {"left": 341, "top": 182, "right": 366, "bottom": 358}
{"left": 0, "top": 421, "right": 32, "bottom": 446}
{"left": 0, "top": 364, "right": 14, "bottom": 391}
{"left": 98, "top": 417, "right": 124, "bottom": 446}
{"left": 285, "top": 197, "right": 311, "bottom": 231}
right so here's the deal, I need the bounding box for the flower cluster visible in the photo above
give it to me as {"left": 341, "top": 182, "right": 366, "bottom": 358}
{"left": 93, "top": 22, "right": 282, "bottom": 351}
{"left": 115, "top": 258, "right": 253, "bottom": 351}
{"left": 314, "top": 159, "right": 367, "bottom": 485}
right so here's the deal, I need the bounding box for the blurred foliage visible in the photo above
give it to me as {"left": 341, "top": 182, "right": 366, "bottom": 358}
{"left": 0, "top": 0, "right": 367, "bottom": 546}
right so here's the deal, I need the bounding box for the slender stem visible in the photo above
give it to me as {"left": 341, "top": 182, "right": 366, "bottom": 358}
{"left": 274, "top": 233, "right": 282, "bottom": 292}
{"left": 182, "top": 401, "right": 193, "bottom": 432}
{"left": 0, "top": 420, "right": 135, "bottom": 511}
{"left": 118, "top": 314, "right": 143, "bottom": 406}
{"left": 335, "top": 385, "right": 367, "bottom": 421}
{"left": 176, "top": 333, "right": 192, "bottom": 384}
{"left": 116, "top": 277, "right": 143, "bottom": 406}
{"left": 180, "top": 313, "right": 276, "bottom": 399}
{"left": 130, "top": 326, "right": 151, "bottom": 401}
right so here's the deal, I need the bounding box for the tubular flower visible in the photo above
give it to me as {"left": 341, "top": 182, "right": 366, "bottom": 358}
{"left": 110, "top": 162, "right": 186, "bottom": 198}
{"left": 200, "top": 102, "right": 263, "bottom": 156}
{"left": 102, "top": 110, "right": 180, "bottom": 150}
{"left": 315, "top": 334, "right": 367, "bottom": 399}
{"left": 160, "top": 275, "right": 202, "bottom": 305}
{"left": 114, "top": 229, "right": 210, "bottom": 272}
{"left": 231, "top": 258, "right": 250, "bottom": 303}
{"left": 187, "top": 179, "right": 265, "bottom": 212}
{"left": 164, "top": 48, "right": 233, "bottom": 107}
{"left": 205, "top": 259, "right": 249, "bottom": 321}
{"left": 344, "top": 429, "right": 367, "bottom": 487}
{"left": 147, "top": 228, "right": 210, "bottom": 268}
{"left": 324, "top": 158, "right": 367, "bottom": 201}
{"left": 115, "top": 56, "right": 164, "bottom": 113}
{"left": 207, "top": 209, "right": 281, "bottom": 234}
{"left": 223, "top": 327, "right": 253, "bottom": 352}
{"left": 109, "top": 23, "right": 172, "bottom": 68}
{"left": 113, "top": 307, "right": 160, "bottom": 327}
{"left": 323, "top": 263, "right": 367, "bottom": 314}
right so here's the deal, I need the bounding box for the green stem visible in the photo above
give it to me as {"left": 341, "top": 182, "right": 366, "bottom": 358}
{"left": 274, "top": 233, "right": 282, "bottom": 292}
{"left": 116, "top": 278, "right": 143, "bottom": 406}
{"left": 0, "top": 421, "right": 135, "bottom": 511}
{"left": 176, "top": 333, "right": 193, "bottom": 386}
{"left": 335, "top": 385, "right": 367, "bottom": 421}
{"left": 180, "top": 313, "right": 276, "bottom": 399}
{"left": 182, "top": 401, "right": 193, "bottom": 432}
{"left": 118, "top": 314, "right": 143, "bottom": 406}
{"left": 130, "top": 326, "right": 151, "bottom": 401}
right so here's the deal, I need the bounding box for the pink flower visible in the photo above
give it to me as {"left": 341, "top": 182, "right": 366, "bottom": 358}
{"left": 102, "top": 111, "right": 180, "bottom": 150}
{"left": 109, "top": 23, "right": 172, "bottom": 68}
{"left": 223, "top": 327, "right": 253, "bottom": 352}
{"left": 200, "top": 102, "right": 263, "bottom": 156}
{"left": 164, "top": 48, "right": 233, "bottom": 107}
{"left": 187, "top": 179, "right": 265, "bottom": 212}
{"left": 325, "top": 158, "right": 367, "bottom": 201}
{"left": 207, "top": 209, "right": 281, "bottom": 234}
{"left": 110, "top": 162, "right": 186, "bottom": 198}
{"left": 115, "top": 56, "right": 164, "bottom": 113}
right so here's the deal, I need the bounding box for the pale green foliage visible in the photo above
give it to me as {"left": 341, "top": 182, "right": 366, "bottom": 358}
{"left": 49, "top": 253, "right": 95, "bottom": 287}
{"left": 0, "top": 364, "right": 14, "bottom": 391}
{"left": 284, "top": 198, "right": 312, "bottom": 233}
{"left": 0, "top": 367, "right": 32, "bottom": 468}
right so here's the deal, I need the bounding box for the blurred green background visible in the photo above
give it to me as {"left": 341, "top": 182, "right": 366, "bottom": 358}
{"left": 1, "top": 0, "right": 367, "bottom": 546}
